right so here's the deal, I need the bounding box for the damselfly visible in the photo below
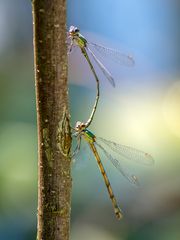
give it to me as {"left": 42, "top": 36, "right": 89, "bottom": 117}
{"left": 68, "top": 26, "right": 134, "bottom": 127}
{"left": 73, "top": 121, "right": 154, "bottom": 220}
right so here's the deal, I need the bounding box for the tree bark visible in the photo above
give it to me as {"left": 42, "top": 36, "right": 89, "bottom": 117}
{"left": 32, "top": 1, "right": 71, "bottom": 239}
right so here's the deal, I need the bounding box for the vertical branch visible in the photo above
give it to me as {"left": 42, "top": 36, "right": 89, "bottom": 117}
{"left": 32, "top": 0, "right": 72, "bottom": 239}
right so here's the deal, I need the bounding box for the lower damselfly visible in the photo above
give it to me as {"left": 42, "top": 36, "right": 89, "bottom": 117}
{"left": 73, "top": 121, "right": 154, "bottom": 220}
{"left": 68, "top": 26, "right": 134, "bottom": 127}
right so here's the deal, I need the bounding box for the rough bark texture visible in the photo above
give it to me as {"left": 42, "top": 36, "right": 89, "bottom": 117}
{"left": 32, "top": 1, "right": 71, "bottom": 239}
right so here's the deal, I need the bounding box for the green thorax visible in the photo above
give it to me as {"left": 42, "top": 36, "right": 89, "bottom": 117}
{"left": 83, "top": 129, "right": 96, "bottom": 143}
{"left": 75, "top": 33, "right": 87, "bottom": 48}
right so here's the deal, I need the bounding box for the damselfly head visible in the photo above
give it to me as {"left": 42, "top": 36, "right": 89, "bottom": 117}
{"left": 75, "top": 121, "right": 86, "bottom": 132}
{"left": 68, "top": 26, "right": 79, "bottom": 36}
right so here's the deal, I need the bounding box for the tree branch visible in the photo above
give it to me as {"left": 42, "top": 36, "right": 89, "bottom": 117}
{"left": 32, "top": 0, "right": 72, "bottom": 239}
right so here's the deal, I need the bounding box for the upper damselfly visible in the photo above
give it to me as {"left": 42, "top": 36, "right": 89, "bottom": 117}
{"left": 68, "top": 26, "right": 134, "bottom": 127}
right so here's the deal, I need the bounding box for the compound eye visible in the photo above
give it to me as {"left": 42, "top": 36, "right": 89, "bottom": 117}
{"left": 74, "top": 28, "right": 79, "bottom": 33}
{"left": 75, "top": 121, "right": 81, "bottom": 129}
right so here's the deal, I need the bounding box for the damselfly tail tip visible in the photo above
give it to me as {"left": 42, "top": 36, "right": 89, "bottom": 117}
{"left": 115, "top": 208, "right": 123, "bottom": 220}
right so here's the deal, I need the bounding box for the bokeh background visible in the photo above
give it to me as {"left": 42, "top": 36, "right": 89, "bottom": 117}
{"left": 0, "top": 0, "right": 180, "bottom": 239}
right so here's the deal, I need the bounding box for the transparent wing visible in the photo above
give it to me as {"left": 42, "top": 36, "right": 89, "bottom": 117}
{"left": 71, "top": 137, "right": 91, "bottom": 169}
{"left": 86, "top": 46, "right": 115, "bottom": 87}
{"left": 67, "top": 44, "right": 78, "bottom": 55}
{"left": 95, "top": 141, "right": 139, "bottom": 186}
{"left": 67, "top": 39, "right": 78, "bottom": 55}
{"left": 88, "top": 42, "right": 135, "bottom": 67}
{"left": 97, "top": 137, "right": 154, "bottom": 165}
{"left": 71, "top": 136, "right": 81, "bottom": 163}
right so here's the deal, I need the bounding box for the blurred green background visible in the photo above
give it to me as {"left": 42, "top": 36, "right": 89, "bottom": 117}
{"left": 0, "top": 0, "right": 180, "bottom": 239}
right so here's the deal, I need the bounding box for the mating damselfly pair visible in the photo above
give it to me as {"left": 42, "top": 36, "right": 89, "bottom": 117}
{"left": 69, "top": 26, "right": 154, "bottom": 220}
